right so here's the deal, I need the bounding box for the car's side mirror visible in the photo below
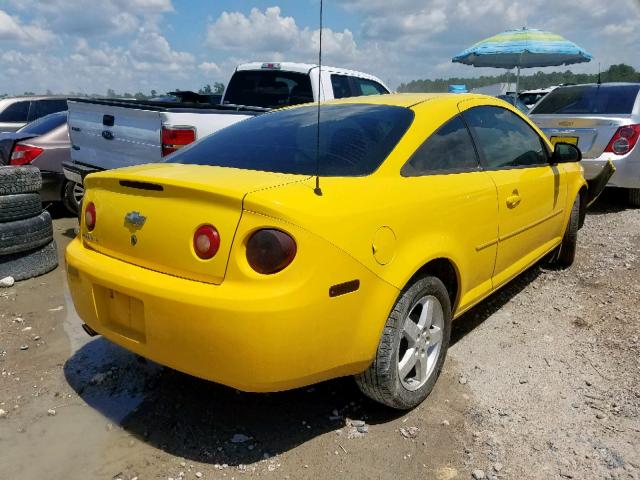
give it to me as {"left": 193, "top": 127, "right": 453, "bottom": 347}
{"left": 552, "top": 142, "right": 582, "bottom": 163}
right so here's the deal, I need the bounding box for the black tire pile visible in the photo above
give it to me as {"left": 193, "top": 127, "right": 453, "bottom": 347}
{"left": 0, "top": 166, "right": 58, "bottom": 281}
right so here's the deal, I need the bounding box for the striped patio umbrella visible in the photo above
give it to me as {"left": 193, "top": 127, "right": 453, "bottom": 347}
{"left": 452, "top": 28, "right": 592, "bottom": 93}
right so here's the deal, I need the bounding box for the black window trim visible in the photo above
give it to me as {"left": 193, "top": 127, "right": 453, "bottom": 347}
{"left": 400, "top": 113, "right": 482, "bottom": 177}
{"left": 462, "top": 105, "right": 552, "bottom": 172}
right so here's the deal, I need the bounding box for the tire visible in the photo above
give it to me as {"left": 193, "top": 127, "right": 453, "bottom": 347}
{"left": 62, "top": 181, "right": 84, "bottom": 215}
{"left": 355, "top": 276, "right": 452, "bottom": 410}
{"left": 628, "top": 188, "right": 640, "bottom": 208}
{"left": 0, "top": 166, "right": 42, "bottom": 195}
{"left": 0, "top": 193, "right": 42, "bottom": 222}
{"left": 0, "top": 211, "right": 53, "bottom": 256}
{"left": 0, "top": 240, "right": 58, "bottom": 281}
{"left": 554, "top": 196, "right": 580, "bottom": 268}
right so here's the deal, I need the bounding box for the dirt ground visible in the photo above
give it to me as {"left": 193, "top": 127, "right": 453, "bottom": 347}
{"left": 1, "top": 191, "right": 639, "bottom": 480}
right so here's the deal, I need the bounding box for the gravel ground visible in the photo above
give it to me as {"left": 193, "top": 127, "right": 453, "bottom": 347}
{"left": 0, "top": 191, "right": 638, "bottom": 480}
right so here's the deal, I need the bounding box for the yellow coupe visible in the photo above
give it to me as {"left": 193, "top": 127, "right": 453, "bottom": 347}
{"left": 67, "top": 93, "right": 594, "bottom": 409}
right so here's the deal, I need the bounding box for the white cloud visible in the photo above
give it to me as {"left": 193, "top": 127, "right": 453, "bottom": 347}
{"left": 198, "top": 61, "right": 222, "bottom": 75}
{"left": 0, "top": 9, "right": 56, "bottom": 47}
{"left": 205, "top": 6, "right": 360, "bottom": 66}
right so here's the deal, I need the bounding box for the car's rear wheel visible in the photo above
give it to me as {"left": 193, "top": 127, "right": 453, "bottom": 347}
{"left": 62, "top": 181, "right": 84, "bottom": 215}
{"left": 628, "top": 188, "right": 640, "bottom": 208}
{"left": 355, "top": 276, "right": 451, "bottom": 409}
{"left": 550, "top": 195, "right": 580, "bottom": 268}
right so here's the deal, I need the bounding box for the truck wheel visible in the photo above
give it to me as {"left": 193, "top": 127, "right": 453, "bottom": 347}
{"left": 0, "top": 194, "right": 42, "bottom": 223}
{"left": 62, "top": 181, "right": 84, "bottom": 215}
{"left": 355, "top": 276, "right": 451, "bottom": 409}
{"left": 0, "top": 166, "right": 42, "bottom": 195}
{"left": 0, "top": 240, "right": 58, "bottom": 281}
{"left": 0, "top": 211, "right": 53, "bottom": 256}
{"left": 628, "top": 188, "right": 640, "bottom": 208}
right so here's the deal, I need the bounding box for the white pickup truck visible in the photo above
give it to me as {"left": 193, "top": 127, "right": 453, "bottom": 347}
{"left": 63, "top": 62, "right": 390, "bottom": 188}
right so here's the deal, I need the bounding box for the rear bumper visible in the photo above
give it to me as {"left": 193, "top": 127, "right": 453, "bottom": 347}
{"left": 62, "top": 161, "right": 101, "bottom": 185}
{"left": 582, "top": 150, "right": 640, "bottom": 189}
{"left": 65, "top": 236, "right": 398, "bottom": 392}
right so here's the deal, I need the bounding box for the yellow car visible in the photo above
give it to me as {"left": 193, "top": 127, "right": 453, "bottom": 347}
{"left": 66, "top": 93, "right": 599, "bottom": 409}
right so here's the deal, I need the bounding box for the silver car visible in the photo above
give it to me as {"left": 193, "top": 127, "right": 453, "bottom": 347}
{"left": 530, "top": 83, "right": 640, "bottom": 207}
{"left": 0, "top": 96, "right": 68, "bottom": 132}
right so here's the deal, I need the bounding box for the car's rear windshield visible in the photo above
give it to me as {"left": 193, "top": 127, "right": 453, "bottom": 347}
{"left": 165, "top": 104, "right": 414, "bottom": 176}
{"left": 223, "top": 70, "right": 314, "bottom": 109}
{"left": 18, "top": 111, "right": 67, "bottom": 135}
{"left": 531, "top": 85, "right": 640, "bottom": 115}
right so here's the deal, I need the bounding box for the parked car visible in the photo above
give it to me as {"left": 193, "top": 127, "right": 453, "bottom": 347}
{"left": 497, "top": 94, "right": 529, "bottom": 113}
{"left": 518, "top": 87, "right": 558, "bottom": 109}
{"left": 66, "top": 93, "right": 610, "bottom": 409}
{"left": 63, "top": 62, "right": 390, "bottom": 185}
{"left": 3, "top": 111, "right": 82, "bottom": 214}
{"left": 530, "top": 83, "right": 640, "bottom": 206}
{"left": 0, "top": 96, "right": 68, "bottom": 132}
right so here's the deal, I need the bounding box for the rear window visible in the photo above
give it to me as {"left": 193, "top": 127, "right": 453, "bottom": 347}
{"left": 532, "top": 85, "right": 640, "bottom": 115}
{"left": 223, "top": 70, "right": 314, "bottom": 108}
{"left": 165, "top": 104, "right": 414, "bottom": 176}
{"left": 19, "top": 111, "right": 67, "bottom": 135}
{"left": 0, "top": 101, "right": 30, "bottom": 122}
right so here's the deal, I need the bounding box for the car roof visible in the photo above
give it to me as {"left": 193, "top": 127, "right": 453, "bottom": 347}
{"left": 235, "top": 62, "right": 386, "bottom": 83}
{"left": 555, "top": 82, "right": 640, "bottom": 89}
{"left": 0, "top": 95, "right": 69, "bottom": 101}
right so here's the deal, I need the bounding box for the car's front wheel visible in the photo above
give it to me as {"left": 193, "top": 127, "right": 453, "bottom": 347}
{"left": 628, "top": 188, "right": 640, "bottom": 208}
{"left": 355, "top": 276, "right": 451, "bottom": 409}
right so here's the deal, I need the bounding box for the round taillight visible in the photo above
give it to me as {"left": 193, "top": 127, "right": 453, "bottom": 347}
{"left": 193, "top": 225, "right": 220, "bottom": 259}
{"left": 246, "top": 229, "right": 296, "bottom": 274}
{"left": 85, "top": 202, "right": 96, "bottom": 231}
{"left": 612, "top": 137, "right": 630, "bottom": 155}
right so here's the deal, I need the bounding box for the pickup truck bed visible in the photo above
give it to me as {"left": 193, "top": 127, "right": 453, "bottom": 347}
{"left": 65, "top": 98, "right": 264, "bottom": 180}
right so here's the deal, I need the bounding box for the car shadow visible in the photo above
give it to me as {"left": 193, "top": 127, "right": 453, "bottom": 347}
{"left": 451, "top": 265, "right": 541, "bottom": 345}
{"left": 64, "top": 338, "right": 404, "bottom": 466}
{"left": 586, "top": 188, "right": 629, "bottom": 215}
{"left": 45, "top": 202, "right": 76, "bottom": 220}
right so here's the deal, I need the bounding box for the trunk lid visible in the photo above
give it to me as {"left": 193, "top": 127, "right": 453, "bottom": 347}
{"left": 68, "top": 100, "right": 162, "bottom": 170}
{"left": 83, "top": 164, "right": 305, "bottom": 284}
{"left": 530, "top": 114, "right": 632, "bottom": 159}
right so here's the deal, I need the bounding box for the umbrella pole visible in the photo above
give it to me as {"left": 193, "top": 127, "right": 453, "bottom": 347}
{"left": 515, "top": 65, "right": 521, "bottom": 101}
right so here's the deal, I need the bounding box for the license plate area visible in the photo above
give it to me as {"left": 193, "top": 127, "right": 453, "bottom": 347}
{"left": 549, "top": 135, "right": 578, "bottom": 146}
{"left": 94, "top": 285, "right": 146, "bottom": 342}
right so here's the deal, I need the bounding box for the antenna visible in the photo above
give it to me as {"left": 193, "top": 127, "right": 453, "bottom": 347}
{"left": 597, "top": 62, "right": 602, "bottom": 85}
{"left": 313, "top": 0, "right": 323, "bottom": 196}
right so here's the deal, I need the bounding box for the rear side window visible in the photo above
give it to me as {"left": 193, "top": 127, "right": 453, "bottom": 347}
{"left": 29, "top": 99, "right": 68, "bottom": 121}
{"left": 331, "top": 75, "right": 352, "bottom": 99}
{"left": 402, "top": 115, "right": 479, "bottom": 176}
{"left": 166, "top": 104, "right": 414, "bottom": 177}
{"left": 352, "top": 78, "right": 388, "bottom": 96}
{"left": 0, "top": 101, "right": 30, "bottom": 122}
{"left": 532, "top": 85, "right": 640, "bottom": 115}
{"left": 463, "top": 106, "right": 548, "bottom": 169}
{"left": 19, "top": 111, "right": 67, "bottom": 135}
{"left": 223, "top": 70, "right": 314, "bottom": 108}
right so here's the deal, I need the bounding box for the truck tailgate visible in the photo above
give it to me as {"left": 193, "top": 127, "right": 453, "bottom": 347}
{"left": 68, "top": 100, "right": 162, "bottom": 170}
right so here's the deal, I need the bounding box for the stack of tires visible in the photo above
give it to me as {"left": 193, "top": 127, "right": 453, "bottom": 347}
{"left": 0, "top": 166, "right": 58, "bottom": 281}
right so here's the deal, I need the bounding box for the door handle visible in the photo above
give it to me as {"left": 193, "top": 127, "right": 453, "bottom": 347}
{"left": 506, "top": 195, "right": 521, "bottom": 209}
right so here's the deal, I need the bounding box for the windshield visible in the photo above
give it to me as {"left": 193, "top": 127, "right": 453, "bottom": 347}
{"left": 223, "top": 70, "right": 314, "bottom": 108}
{"left": 165, "top": 104, "right": 414, "bottom": 176}
{"left": 18, "top": 111, "right": 67, "bottom": 135}
{"left": 531, "top": 85, "right": 640, "bottom": 115}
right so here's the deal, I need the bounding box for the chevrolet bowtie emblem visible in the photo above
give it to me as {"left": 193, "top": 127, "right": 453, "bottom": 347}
{"left": 124, "top": 211, "right": 146, "bottom": 229}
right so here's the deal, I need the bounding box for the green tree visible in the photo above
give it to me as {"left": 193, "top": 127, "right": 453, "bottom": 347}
{"left": 213, "top": 82, "right": 225, "bottom": 94}
{"left": 198, "top": 84, "right": 213, "bottom": 94}
{"left": 106, "top": 88, "right": 116, "bottom": 98}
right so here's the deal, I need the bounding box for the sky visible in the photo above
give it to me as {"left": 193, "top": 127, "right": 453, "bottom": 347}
{"left": 1, "top": 0, "right": 639, "bottom": 95}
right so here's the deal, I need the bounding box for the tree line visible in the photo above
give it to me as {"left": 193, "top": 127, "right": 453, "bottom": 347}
{"left": 398, "top": 64, "right": 640, "bottom": 93}
{"left": 0, "top": 83, "right": 226, "bottom": 100}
